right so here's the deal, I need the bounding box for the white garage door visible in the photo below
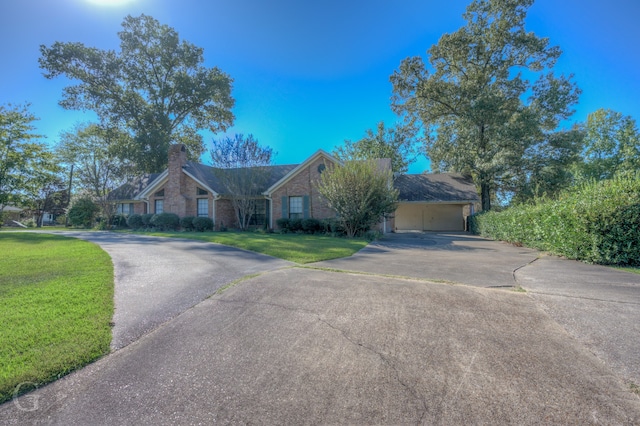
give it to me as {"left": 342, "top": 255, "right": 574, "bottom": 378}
{"left": 395, "top": 203, "right": 464, "bottom": 231}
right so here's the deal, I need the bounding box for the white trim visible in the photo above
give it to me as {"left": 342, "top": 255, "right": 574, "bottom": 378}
{"left": 137, "top": 171, "right": 168, "bottom": 199}
{"left": 263, "top": 149, "right": 340, "bottom": 195}
{"left": 182, "top": 169, "right": 219, "bottom": 196}
{"left": 265, "top": 195, "right": 273, "bottom": 229}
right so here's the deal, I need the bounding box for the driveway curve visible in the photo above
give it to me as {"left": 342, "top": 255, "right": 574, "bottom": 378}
{"left": 51, "top": 231, "right": 293, "bottom": 350}
{"left": 2, "top": 231, "right": 640, "bottom": 424}
{"left": 312, "top": 231, "right": 539, "bottom": 287}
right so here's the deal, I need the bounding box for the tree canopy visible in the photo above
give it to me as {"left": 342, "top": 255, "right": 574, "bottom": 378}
{"left": 210, "top": 134, "right": 275, "bottom": 230}
{"left": 575, "top": 108, "right": 640, "bottom": 182}
{"left": 0, "top": 104, "right": 58, "bottom": 214}
{"left": 391, "top": 0, "right": 580, "bottom": 210}
{"left": 333, "top": 122, "right": 420, "bottom": 174}
{"left": 39, "top": 14, "right": 235, "bottom": 173}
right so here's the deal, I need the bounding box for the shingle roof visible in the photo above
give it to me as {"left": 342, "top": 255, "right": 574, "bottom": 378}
{"left": 107, "top": 173, "right": 163, "bottom": 201}
{"left": 394, "top": 173, "right": 479, "bottom": 203}
{"left": 185, "top": 162, "right": 299, "bottom": 194}
{"left": 108, "top": 163, "right": 300, "bottom": 201}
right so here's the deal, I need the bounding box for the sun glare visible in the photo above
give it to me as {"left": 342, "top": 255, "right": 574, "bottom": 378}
{"left": 87, "top": 0, "right": 135, "bottom": 6}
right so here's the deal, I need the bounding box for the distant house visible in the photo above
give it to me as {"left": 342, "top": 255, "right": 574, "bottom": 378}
{"left": 0, "top": 205, "right": 24, "bottom": 226}
{"left": 108, "top": 144, "right": 480, "bottom": 232}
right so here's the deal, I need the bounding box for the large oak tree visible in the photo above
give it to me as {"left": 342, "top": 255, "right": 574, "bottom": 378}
{"left": 391, "top": 0, "right": 580, "bottom": 210}
{"left": 40, "top": 14, "right": 235, "bottom": 173}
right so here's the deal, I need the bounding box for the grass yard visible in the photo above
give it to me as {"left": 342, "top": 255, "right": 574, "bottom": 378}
{"left": 0, "top": 233, "right": 114, "bottom": 404}
{"left": 123, "top": 230, "right": 369, "bottom": 263}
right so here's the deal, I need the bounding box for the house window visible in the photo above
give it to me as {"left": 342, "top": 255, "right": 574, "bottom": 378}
{"left": 249, "top": 199, "right": 267, "bottom": 226}
{"left": 197, "top": 198, "right": 208, "bottom": 217}
{"left": 116, "top": 203, "right": 133, "bottom": 215}
{"left": 197, "top": 187, "right": 208, "bottom": 196}
{"left": 155, "top": 199, "right": 164, "bottom": 214}
{"left": 155, "top": 189, "right": 165, "bottom": 197}
{"left": 289, "top": 196, "right": 303, "bottom": 219}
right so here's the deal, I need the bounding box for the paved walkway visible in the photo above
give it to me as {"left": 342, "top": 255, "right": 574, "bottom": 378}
{"left": 1, "top": 231, "right": 639, "bottom": 424}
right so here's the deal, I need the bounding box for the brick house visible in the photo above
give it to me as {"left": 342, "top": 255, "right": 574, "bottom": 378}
{"left": 109, "top": 144, "right": 479, "bottom": 232}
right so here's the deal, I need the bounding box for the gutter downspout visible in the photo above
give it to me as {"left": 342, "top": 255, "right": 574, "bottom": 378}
{"left": 213, "top": 194, "right": 220, "bottom": 226}
{"left": 264, "top": 194, "right": 273, "bottom": 230}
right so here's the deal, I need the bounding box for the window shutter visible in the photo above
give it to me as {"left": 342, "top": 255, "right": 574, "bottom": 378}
{"left": 129, "top": 203, "right": 134, "bottom": 215}
{"left": 281, "top": 196, "right": 288, "bottom": 218}
{"left": 303, "top": 195, "right": 310, "bottom": 219}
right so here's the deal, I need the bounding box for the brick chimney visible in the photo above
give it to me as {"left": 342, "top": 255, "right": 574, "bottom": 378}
{"left": 165, "top": 144, "right": 187, "bottom": 216}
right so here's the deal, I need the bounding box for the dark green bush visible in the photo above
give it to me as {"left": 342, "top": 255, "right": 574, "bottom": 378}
{"left": 180, "top": 216, "right": 196, "bottom": 231}
{"left": 150, "top": 213, "right": 180, "bottom": 231}
{"left": 141, "top": 213, "right": 154, "bottom": 228}
{"left": 111, "top": 214, "right": 128, "bottom": 228}
{"left": 127, "top": 214, "right": 144, "bottom": 229}
{"left": 301, "top": 218, "right": 321, "bottom": 234}
{"left": 289, "top": 218, "right": 303, "bottom": 232}
{"left": 68, "top": 198, "right": 99, "bottom": 228}
{"left": 192, "top": 217, "right": 213, "bottom": 232}
{"left": 276, "top": 218, "right": 290, "bottom": 231}
{"left": 320, "top": 218, "right": 344, "bottom": 236}
{"left": 471, "top": 173, "right": 640, "bottom": 265}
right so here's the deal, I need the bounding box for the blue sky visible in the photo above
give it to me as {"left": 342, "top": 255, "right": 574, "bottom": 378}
{"left": 1, "top": 0, "right": 639, "bottom": 173}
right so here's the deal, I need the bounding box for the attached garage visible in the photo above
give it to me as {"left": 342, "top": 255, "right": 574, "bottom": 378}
{"left": 393, "top": 173, "right": 479, "bottom": 232}
{"left": 395, "top": 203, "right": 467, "bottom": 231}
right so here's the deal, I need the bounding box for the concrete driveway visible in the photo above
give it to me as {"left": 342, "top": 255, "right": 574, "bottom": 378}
{"left": 315, "top": 232, "right": 640, "bottom": 388}
{"left": 2, "top": 231, "right": 640, "bottom": 424}
{"left": 49, "top": 231, "right": 293, "bottom": 350}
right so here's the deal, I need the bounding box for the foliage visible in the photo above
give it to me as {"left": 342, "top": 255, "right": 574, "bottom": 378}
{"left": 0, "top": 233, "right": 113, "bottom": 403}
{"left": 127, "top": 213, "right": 144, "bottom": 229}
{"left": 180, "top": 216, "right": 196, "bottom": 231}
{"left": 20, "top": 173, "right": 68, "bottom": 228}
{"left": 67, "top": 197, "right": 99, "bottom": 227}
{"left": 209, "top": 134, "right": 275, "bottom": 230}
{"left": 317, "top": 159, "right": 398, "bottom": 238}
{"left": 192, "top": 216, "right": 213, "bottom": 232}
{"left": 150, "top": 212, "right": 180, "bottom": 231}
{"left": 470, "top": 172, "right": 640, "bottom": 265}
{"left": 301, "top": 218, "right": 322, "bottom": 234}
{"left": 39, "top": 14, "right": 235, "bottom": 173}
{"left": 573, "top": 108, "right": 640, "bottom": 182}
{"left": 276, "top": 218, "right": 290, "bottom": 231}
{"left": 507, "top": 126, "right": 584, "bottom": 204}
{"left": 277, "top": 217, "right": 322, "bottom": 234}
{"left": 0, "top": 103, "right": 57, "bottom": 214}
{"left": 122, "top": 230, "right": 368, "bottom": 264}
{"left": 111, "top": 214, "right": 128, "bottom": 228}
{"left": 141, "top": 213, "right": 154, "bottom": 227}
{"left": 56, "top": 123, "right": 133, "bottom": 223}
{"left": 333, "top": 121, "right": 420, "bottom": 174}
{"left": 391, "top": 0, "right": 580, "bottom": 210}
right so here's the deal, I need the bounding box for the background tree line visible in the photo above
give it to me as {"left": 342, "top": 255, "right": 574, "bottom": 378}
{"left": 2, "top": 0, "right": 638, "bottom": 230}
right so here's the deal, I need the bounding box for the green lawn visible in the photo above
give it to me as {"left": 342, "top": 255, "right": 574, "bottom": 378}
{"left": 614, "top": 266, "right": 640, "bottom": 275}
{"left": 0, "top": 233, "right": 114, "bottom": 404}
{"left": 123, "top": 230, "right": 369, "bottom": 264}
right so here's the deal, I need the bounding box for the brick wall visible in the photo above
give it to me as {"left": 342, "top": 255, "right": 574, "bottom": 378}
{"left": 271, "top": 157, "right": 336, "bottom": 229}
{"left": 214, "top": 198, "right": 237, "bottom": 229}
{"left": 165, "top": 144, "right": 188, "bottom": 217}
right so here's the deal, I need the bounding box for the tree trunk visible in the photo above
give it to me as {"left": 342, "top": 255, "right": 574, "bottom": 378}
{"left": 480, "top": 181, "right": 491, "bottom": 211}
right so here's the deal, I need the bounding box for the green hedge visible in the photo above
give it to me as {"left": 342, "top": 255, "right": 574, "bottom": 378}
{"left": 470, "top": 173, "right": 640, "bottom": 266}
{"left": 150, "top": 213, "right": 180, "bottom": 231}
